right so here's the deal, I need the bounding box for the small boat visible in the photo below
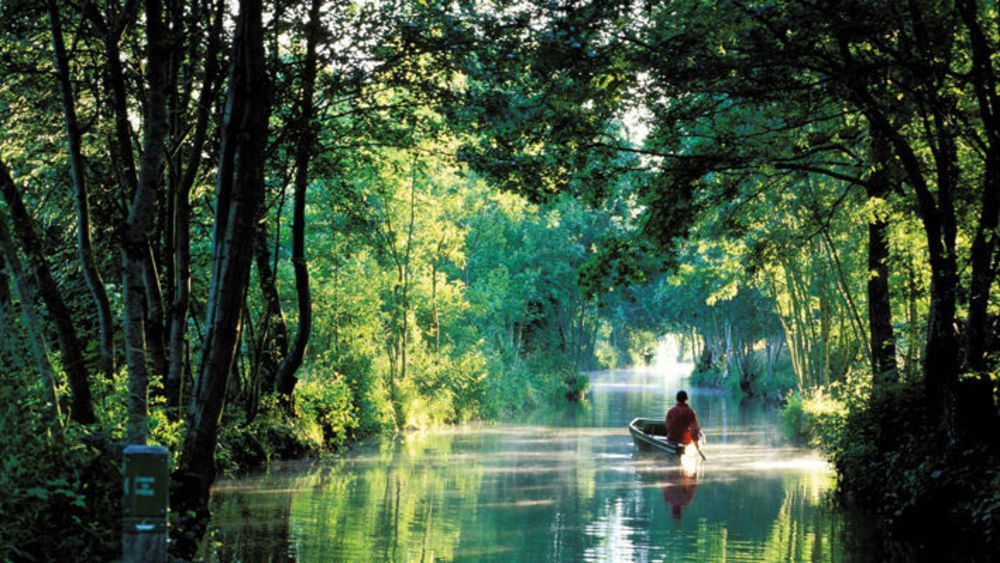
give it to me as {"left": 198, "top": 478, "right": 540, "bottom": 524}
{"left": 629, "top": 417, "right": 686, "bottom": 456}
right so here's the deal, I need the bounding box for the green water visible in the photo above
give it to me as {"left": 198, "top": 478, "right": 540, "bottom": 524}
{"left": 203, "top": 365, "right": 854, "bottom": 562}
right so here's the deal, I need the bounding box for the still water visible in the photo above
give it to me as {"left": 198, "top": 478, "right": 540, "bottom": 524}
{"left": 203, "top": 362, "right": 853, "bottom": 562}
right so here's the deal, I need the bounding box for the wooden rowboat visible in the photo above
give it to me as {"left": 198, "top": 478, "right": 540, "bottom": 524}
{"left": 628, "top": 417, "right": 686, "bottom": 456}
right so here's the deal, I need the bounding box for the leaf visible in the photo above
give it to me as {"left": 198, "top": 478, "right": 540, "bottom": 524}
{"left": 25, "top": 487, "right": 49, "bottom": 500}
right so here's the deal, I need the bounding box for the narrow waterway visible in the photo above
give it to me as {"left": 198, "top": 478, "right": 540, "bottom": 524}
{"left": 203, "top": 358, "right": 855, "bottom": 561}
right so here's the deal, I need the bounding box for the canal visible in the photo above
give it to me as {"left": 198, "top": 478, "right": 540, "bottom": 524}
{"left": 203, "top": 359, "right": 853, "bottom": 561}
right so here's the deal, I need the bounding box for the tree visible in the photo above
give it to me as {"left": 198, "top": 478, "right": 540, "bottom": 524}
{"left": 46, "top": 0, "right": 115, "bottom": 378}
{"left": 274, "top": 0, "right": 322, "bottom": 397}
{"left": 0, "top": 159, "right": 96, "bottom": 425}
{"left": 121, "top": 0, "right": 172, "bottom": 444}
{"left": 172, "top": 0, "right": 271, "bottom": 554}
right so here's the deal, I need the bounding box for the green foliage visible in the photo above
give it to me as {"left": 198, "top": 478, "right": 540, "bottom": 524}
{"left": 779, "top": 387, "right": 844, "bottom": 445}
{"left": 689, "top": 364, "right": 743, "bottom": 396}
{"left": 0, "top": 372, "right": 118, "bottom": 561}
{"left": 90, "top": 372, "right": 184, "bottom": 464}
{"left": 807, "top": 381, "right": 1000, "bottom": 551}
{"left": 296, "top": 375, "right": 356, "bottom": 445}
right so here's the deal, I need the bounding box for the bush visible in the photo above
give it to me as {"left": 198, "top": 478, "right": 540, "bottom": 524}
{"left": 689, "top": 364, "right": 743, "bottom": 395}
{"left": 809, "top": 379, "right": 1000, "bottom": 557}
{"left": 780, "top": 388, "right": 845, "bottom": 444}
{"left": 748, "top": 352, "right": 797, "bottom": 399}
{"left": 297, "top": 374, "right": 356, "bottom": 445}
{"left": 215, "top": 394, "right": 330, "bottom": 477}
{"left": 0, "top": 373, "right": 121, "bottom": 562}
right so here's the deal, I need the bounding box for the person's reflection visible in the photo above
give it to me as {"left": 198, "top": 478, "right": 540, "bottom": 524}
{"left": 661, "top": 466, "right": 699, "bottom": 520}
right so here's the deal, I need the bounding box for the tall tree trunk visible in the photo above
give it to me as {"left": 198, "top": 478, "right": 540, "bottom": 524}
{"left": 923, "top": 118, "right": 961, "bottom": 421}
{"left": 101, "top": 0, "right": 170, "bottom": 413}
{"left": 958, "top": 0, "right": 1000, "bottom": 377}
{"left": 0, "top": 206, "right": 62, "bottom": 424}
{"left": 172, "top": 0, "right": 270, "bottom": 555}
{"left": 47, "top": 0, "right": 115, "bottom": 378}
{"left": 819, "top": 230, "right": 870, "bottom": 369}
{"left": 143, "top": 245, "right": 170, "bottom": 378}
{"left": 274, "top": 0, "right": 321, "bottom": 396}
{"left": 867, "top": 131, "right": 898, "bottom": 385}
{"left": 0, "top": 160, "right": 96, "bottom": 424}
{"left": 0, "top": 254, "right": 10, "bottom": 316}
{"left": 859, "top": 103, "right": 962, "bottom": 424}
{"left": 966, "top": 157, "right": 999, "bottom": 375}
{"left": 167, "top": 0, "right": 225, "bottom": 410}
{"left": 123, "top": 0, "right": 171, "bottom": 444}
{"left": 431, "top": 259, "right": 440, "bottom": 353}
{"left": 905, "top": 259, "right": 921, "bottom": 375}
{"left": 103, "top": 4, "right": 139, "bottom": 203}
{"left": 254, "top": 225, "right": 289, "bottom": 391}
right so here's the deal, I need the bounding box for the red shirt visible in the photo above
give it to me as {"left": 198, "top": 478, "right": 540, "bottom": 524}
{"left": 665, "top": 402, "right": 701, "bottom": 444}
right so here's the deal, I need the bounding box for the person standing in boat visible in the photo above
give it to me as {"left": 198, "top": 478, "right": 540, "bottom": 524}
{"left": 664, "top": 390, "right": 701, "bottom": 450}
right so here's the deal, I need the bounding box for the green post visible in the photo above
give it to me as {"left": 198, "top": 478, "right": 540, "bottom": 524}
{"left": 122, "top": 445, "right": 168, "bottom": 562}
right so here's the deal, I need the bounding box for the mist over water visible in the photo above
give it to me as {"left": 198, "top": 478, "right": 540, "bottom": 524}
{"left": 204, "top": 342, "right": 854, "bottom": 562}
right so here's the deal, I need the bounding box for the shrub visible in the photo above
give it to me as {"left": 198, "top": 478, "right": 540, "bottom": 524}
{"left": 215, "top": 395, "right": 330, "bottom": 477}
{"left": 780, "top": 387, "right": 845, "bottom": 444}
{"left": 810, "top": 379, "right": 1000, "bottom": 556}
{"left": 0, "top": 373, "right": 119, "bottom": 562}
{"left": 297, "top": 374, "right": 356, "bottom": 445}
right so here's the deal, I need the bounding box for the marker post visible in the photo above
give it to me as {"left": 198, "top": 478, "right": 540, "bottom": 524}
{"left": 122, "top": 445, "right": 169, "bottom": 562}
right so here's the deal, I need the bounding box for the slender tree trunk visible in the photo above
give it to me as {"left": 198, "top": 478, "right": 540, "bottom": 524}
{"left": 167, "top": 0, "right": 224, "bottom": 410}
{"left": 0, "top": 254, "right": 9, "bottom": 316}
{"left": 254, "top": 226, "right": 289, "bottom": 391}
{"left": 820, "top": 230, "right": 871, "bottom": 368}
{"left": 274, "top": 0, "right": 321, "bottom": 396}
{"left": 958, "top": 0, "right": 1000, "bottom": 377}
{"left": 0, "top": 207, "right": 62, "bottom": 424}
{"left": 723, "top": 319, "right": 732, "bottom": 380}
{"left": 923, "top": 122, "right": 961, "bottom": 420}
{"left": 432, "top": 259, "right": 440, "bottom": 353}
{"left": 905, "top": 260, "right": 921, "bottom": 375}
{"left": 47, "top": 0, "right": 115, "bottom": 378}
{"left": 123, "top": 0, "right": 171, "bottom": 444}
{"left": 172, "top": 1, "right": 270, "bottom": 555}
{"left": 104, "top": 10, "right": 139, "bottom": 202}
{"left": 0, "top": 159, "right": 95, "bottom": 424}
{"left": 966, "top": 158, "right": 999, "bottom": 375}
{"left": 855, "top": 97, "right": 963, "bottom": 425}
{"left": 143, "top": 244, "right": 169, "bottom": 377}
{"left": 867, "top": 131, "right": 898, "bottom": 385}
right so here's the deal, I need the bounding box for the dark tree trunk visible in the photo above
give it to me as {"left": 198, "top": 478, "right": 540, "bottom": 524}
{"left": 867, "top": 131, "right": 898, "bottom": 385}
{"left": 855, "top": 94, "right": 962, "bottom": 429}
{"left": 274, "top": 0, "right": 320, "bottom": 396}
{"left": 0, "top": 206, "right": 62, "bottom": 423}
{"left": 172, "top": 0, "right": 270, "bottom": 556}
{"left": 0, "top": 254, "right": 10, "bottom": 315}
{"left": 0, "top": 159, "right": 95, "bottom": 424}
{"left": 143, "top": 245, "right": 170, "bottom": 378}
{"left": 254, "top": 225, "right": 289, "bottom": 392}
{"left": 966, "top": 158, "right": 999, "bottom": 374}
{"left": 123, "top": 0, "right": 171, "bottom": 444}
{"left": 958, "top": 0, "right": 1000, "bottom": 377}
{"left": 47, "top": 0, "right": 115, "bottom": 378}
{"left": 99, "top": 0, "right": 170, "bottom": 406}
{"left": 166, "top": 0, "right": 225, "bottom": 410}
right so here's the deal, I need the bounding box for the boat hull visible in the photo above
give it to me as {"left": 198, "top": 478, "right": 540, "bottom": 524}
{"left": 629, "top": 417, "right": 685, "bottom": 456}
